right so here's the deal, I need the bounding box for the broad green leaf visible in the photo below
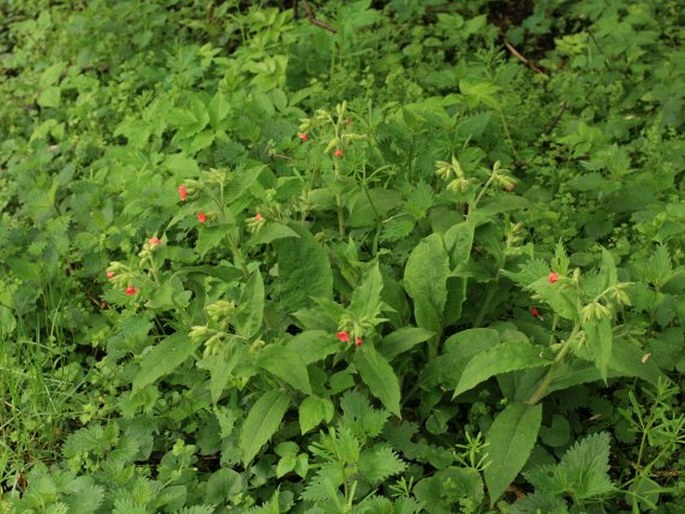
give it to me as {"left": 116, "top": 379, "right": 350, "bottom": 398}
{"left": 404, "top": 233, "right": 449, "bottom": 331}
{"left": 133, "top": 334, "right": 196, "bottom": 392}
{"left": 444, "top": 220, "right": 474, "bottom": 266}
{"left": 207, "top": 90, "right": 230, "bottom": 129}
{"left": 443, "top": 276, "right": 468, "bottom": 327}
{"left": 277, "top": 223, "right": 333, "bottom": 311}
{"left": 258, "top": 344, "right": 312, "bottom": 394}
{"left": 453, "top": 341, "right": 550, "bottom": 398}
{"left": 471, "top": 196, "right": 530, "bottom": 226}
{"left": 286, "top": 330, "right": 340, "bottom": 364}
{"left": 240, "top": 389, "right": 290, "bottom": 466}
{"left": 248, "top": 222, "right": 300, "bottom": 246}
{"left": 347, "top": 189, "right": 402, "bottom": 228}
{"left": 353, "top": 346, "right": 401, "bottom": 417}
{"left": 350, "top": 261, "right": 384, "bottom": 320}
{"left": 224, "top": 166, "right": 263, "bottom": 205}
{"left": 298, "top": 396, "right": 334, "bottom": 434}
{"left": 197, "top": 353, "right": 239, "bottom": 404}
{"left": 234, "top": 271, "right": 264, "bottom": 338}
{"left": 485, "top": 402, "right": 542, "bottom": 503}
{"left": 376, "top": 327, "right": 434, "bottom": 360}
{"left": 582, "top": 317, "right": 612, "bottom": 383}
{"left": 38, "top": 86, "right": 61, "bottom": 108}
{"left": 422, "top": 328, "right": 499, "bottom": 389}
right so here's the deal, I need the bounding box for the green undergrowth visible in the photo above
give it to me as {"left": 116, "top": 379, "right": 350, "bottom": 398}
{"left": 1, "top": 0, "right": 683, "bottom": 512}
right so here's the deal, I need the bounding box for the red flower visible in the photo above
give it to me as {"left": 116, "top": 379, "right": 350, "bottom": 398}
{"left": 336, "top": 331, "right": 350, "bottom": 343}
{"left": 548, "top": 271, "right": 559, "bottom": 284}
{"left": 197, "top": 211, "right": 207, "bottom": 223}
{"left": 355, "top": 337, "right": 363, "bottom": 347}
{"left": 106, "top": 271, "right": 115, "bottom": 280}
{"left": 298, "top": 133, "right": 309, "bottom": 142}
{"left": 255, "top": 213, "right": 263, "bottom": 222}
{"left": 530, "top": 307, "right": 541, "bottom": 318}
{"left": 148, "top": 236, "right": 161, "bottom": 246}
{"left": 178, "top": 184, "right": 188, "bottom": 201}
{"left": 125, "top": 284, "right": 138, "bottom": 296}
{"left": 333, "top": 148, "right": 343, "bottom": 158}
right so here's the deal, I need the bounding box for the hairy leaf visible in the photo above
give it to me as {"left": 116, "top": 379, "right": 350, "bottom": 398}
{"left": 240, "top": 390, "right": 290, "bottom": 466}
{"left": 485, "top": 402, "right": 542, "bottom": 503}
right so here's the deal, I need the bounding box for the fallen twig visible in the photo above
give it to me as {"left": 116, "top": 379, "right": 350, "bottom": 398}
{"left": 504, "top": 40, "right": 547, "bottom": 76}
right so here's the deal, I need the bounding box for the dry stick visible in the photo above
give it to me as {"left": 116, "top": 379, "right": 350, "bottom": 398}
{"left": 503, "top": 40, "right": 548, "bottom": 76}
{"left": 301, "top": 0, "right": 337, "bottom": 33}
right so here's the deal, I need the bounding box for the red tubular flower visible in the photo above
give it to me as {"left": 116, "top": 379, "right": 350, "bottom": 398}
{"left": 336, "top": 331, "right": 350, "bottom": 343}
{"left": 125, "top": 284, "right": 138, "bottom": 296}
{"left": 355, "top": 337, "right": 363, "bottom": 347}
{"left": 333, "top": 148, "right": 343, "bottom": 158}
{"left": 298, "top": 133, "right": 309, "bottom": 142}
{"left": 148, "top": 236, "right": 161, "bottom": 246}
{"left": 197, "top": 211, "right": 207, "bottom": 224}
{"left": 255, "top": 213, "right": 263, "bottom": 222}
{"left": 106, "top": 271, "right": 115, "bottom": 280}
{"left": 178, "top": 184, "right": 188, "bottom": 201}
{"left": 548, "top": 271, "right": 559, "bottom": 284}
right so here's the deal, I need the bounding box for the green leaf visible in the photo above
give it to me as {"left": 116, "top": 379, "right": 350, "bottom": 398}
{"left": 471, "top": 196, "right": 530, "bottom": 225}
{"left": 350, "top": 261, "right": 384, "bottom": 320}
{"left": 358, "top": 445, "right": 406, "bottom": 483}
{"left": 207, "top": 90, "right": 230, "bottom": 129}
{"left": 376, "top": 327, "right": 434, "bottom": 360}
{"left": 444, "top": 220, "right": 474, "bottom": 266}
{"left": 235, "top": 271, "right": 265, "bottom": 338}
{"left": 248, "top": 222, "right": 300, "bottom": 246}
{"left": 240, "top": 389, "right": 290, "bottom": 466}
{"left": 525, "top": 432, "right": 615, "bottom": 500}
{"left": 353, "top": 346, "right": 402, "bottom": 417}
{"left": 404, "top": 233, "right": 450, "bottom": 331}
{"left": 277, "top": 223, "right": 333, "bottom": 311}
{"left": 298, "top": 395, "right": 334, "bottom": 434}
{"left": 38, "top": 86, "right": 61, "bottom": 108}
{"left": 133, "top": 334, "right": 197, "bottom": 392}
{"left": 286, "top": 330, "right": 340, "bottom": 365}
{"left": 257, "top": 344, "right": 312, "bottom": 394}
{"left": 453, "top": 342, "right": 550, "bottom": 398}
{"left": 582, "top": 317, "right": 612, "bottom": 383}
{"left": 421, "top": 328, "right": 499, "bottom": 389}
{"left": 485, "top": 402, "right": 542, "bottom": 503}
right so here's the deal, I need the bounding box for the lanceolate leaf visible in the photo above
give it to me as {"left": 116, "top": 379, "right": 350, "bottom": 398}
{"left": 240, "top": 390, "right": 290, "bottom": 466}
{"left": 583, "top": 317, "right": 612, "bottom": 383}
{"left": 453, "top": 341, "right": 550, "bottom": 398}
{"left": 350, "top": 261, "right": 384, "bottom": 321}
{"left": 353, "top": 346, "right": 401, "bottom": 417}
{"left": 403, "top": 233, "right": 449, "bottom": 332}
{"left": 257, "top": 344, "right": 312, "bottom": 394}
{"left": 277, "top": 223, "right": 333, "bottom": 311}
{"left": 235, "top": 271, "right": 265, "bottom": 338}
{"left": 485, "top": 402, "right": 542, "bottom": 503}
{"left": 133, "top": 333, "right": 197, "bottom": 392}
{"left": 444, "top": 220, "right": 474, "bottom": 267}
{"left": 376, "top": 327, "right": 434, "bottom": 360}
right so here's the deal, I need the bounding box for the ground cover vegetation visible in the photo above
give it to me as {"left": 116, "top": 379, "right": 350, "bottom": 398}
{"left": 1, "top": 0, "right": 684, "bottom": 512}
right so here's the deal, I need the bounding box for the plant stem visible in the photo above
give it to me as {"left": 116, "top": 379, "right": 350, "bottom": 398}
{"left": 526, "top": 325, "right": 579, "bottom": 405}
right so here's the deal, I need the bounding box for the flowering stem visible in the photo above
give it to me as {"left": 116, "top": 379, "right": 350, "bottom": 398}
{"left": 526, "top": 325, "right": 579, "bottom": 406}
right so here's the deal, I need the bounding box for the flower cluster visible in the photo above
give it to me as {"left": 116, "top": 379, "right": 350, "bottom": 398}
{"left": 336, "top": 331, "right": 362, "bottom": 347}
